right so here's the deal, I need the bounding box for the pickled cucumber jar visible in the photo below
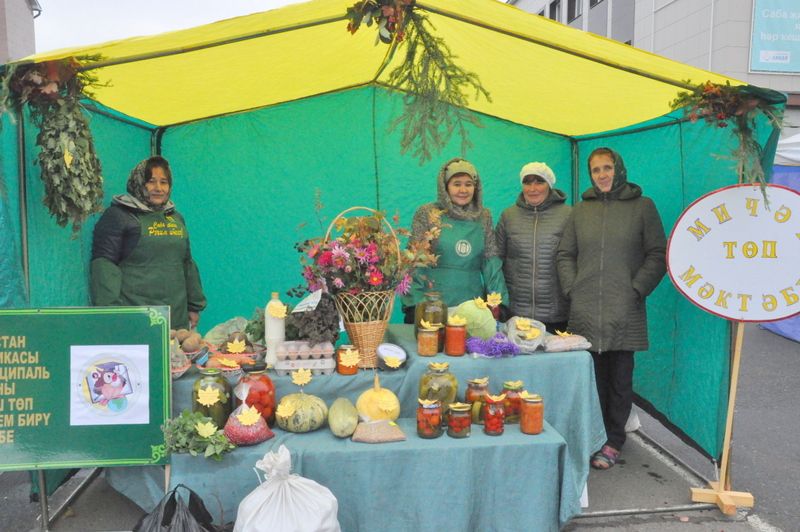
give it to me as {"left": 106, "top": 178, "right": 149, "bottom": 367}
{"left": 416, "top": 399, "right": 443, "bottom": 439}
{"left": 465, "top": 377, "right": 489, "bottom": 425}
{"left": 501, "top": 380, "right": 524, "bottom": 423}
{"left": 192, "top": 368, "right": 232, "bottom": 428}
{"left": 415, "top": 291, "right": 448, "bottom": 351}
{"left": 419, "top": 362, "right": 459, "bottom": 418}
{"left": 447, "top": 402, "right": 472, "bottom": 438}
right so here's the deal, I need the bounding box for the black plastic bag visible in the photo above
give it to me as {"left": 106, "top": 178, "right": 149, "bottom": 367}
{"left": 133, "top": 484, "right": 217, "bottom": 532}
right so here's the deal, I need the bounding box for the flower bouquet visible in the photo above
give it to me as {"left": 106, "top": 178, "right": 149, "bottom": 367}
{"left": 295, "top": 206, "right": 434, "bottom": 367}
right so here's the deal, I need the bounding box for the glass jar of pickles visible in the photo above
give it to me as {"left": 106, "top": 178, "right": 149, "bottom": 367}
{"left": 465, "top": 377, "right": 489, "bottom": 424}
{"left": 416, "top": 399, "right": 443, "bottom": 439}
{"left": 447, "top": 402, "right": 472, "bottom": 438}
{"left": 483, "top": 394, "right": 506, "bottom": 436}
{"left": 419, "top": 362, "right": 458, "bottom": 418}
{"left": 235, "top": 363, "right": 276, "bottom": 426}
{"left": 192, "top": 368, "right": 232, "bottom": 428}
{"left": 336, "top": 344, "right": 359, "bottom": 375}
{"left": 415, "top": 291, "right": 447, "bottom": 351}
{"left": 501, "top": 380, "right": 524, "bottom": 423}
{"left": 417, "top": 328, "right": 439, "bottom": 356}
{"left": 520, "top": 392, "right": 544, "bottom": 435}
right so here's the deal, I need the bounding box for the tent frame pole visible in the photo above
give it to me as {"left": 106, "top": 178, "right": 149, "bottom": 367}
{"left": 16, "top": 111, "right": 30, "bottom": 299}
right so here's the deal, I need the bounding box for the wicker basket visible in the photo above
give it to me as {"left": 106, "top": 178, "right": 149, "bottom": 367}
{"left": 325, "top": 206, "right": 401, "bottom": 368}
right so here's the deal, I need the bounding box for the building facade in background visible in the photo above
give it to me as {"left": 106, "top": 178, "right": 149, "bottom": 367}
{"left": 0, "top": 0, "right": 37, "bottom": 63}
{"left": 507, "top": 0, "right": 800, "bottom": 134}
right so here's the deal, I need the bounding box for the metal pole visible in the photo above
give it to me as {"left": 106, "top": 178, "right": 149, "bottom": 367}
{"left": 37, "top": 470, "right": 50, "bottom": 532}
{"left": 17, "top": 112, "right": 30, "bottom": 299}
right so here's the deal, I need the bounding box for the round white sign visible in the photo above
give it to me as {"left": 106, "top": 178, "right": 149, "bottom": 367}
{"left": 667, "top": 184, "right": 800, "bottom": 322}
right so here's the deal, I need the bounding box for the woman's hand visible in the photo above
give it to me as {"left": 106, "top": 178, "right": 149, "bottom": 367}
{"left": 188, "top": 311, "right": 200, "bottom": 329}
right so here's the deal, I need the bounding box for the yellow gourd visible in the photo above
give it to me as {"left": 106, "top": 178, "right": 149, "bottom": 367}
{"left": 356, "top": 373, "right": 400, "bottom": 422}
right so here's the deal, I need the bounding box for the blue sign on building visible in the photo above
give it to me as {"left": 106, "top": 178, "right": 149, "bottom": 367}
{"left": 750, "top": 0, "right": 800, "bottom": 73}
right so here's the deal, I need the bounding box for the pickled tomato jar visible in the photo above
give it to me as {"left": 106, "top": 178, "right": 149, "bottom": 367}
{"left": 483, "top": 395, "right": 506, "bottom": 436}
{"left": 447, "top": 403, "right": 471, "bottom": 438}
{"left": 417, "top": 400, "right": 443, "bottom": 439}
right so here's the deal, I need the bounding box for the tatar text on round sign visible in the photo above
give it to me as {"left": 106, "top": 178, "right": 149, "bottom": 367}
{"left": 667, "top": 184, "right": 800, "bottom": 322}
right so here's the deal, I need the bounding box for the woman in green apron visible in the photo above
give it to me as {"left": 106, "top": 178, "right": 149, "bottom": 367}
{"left": 402, "top": 158, "right": 508, "bottom": 322}
{"left": 90, "top": 156, "right": 206, "bottom": 330}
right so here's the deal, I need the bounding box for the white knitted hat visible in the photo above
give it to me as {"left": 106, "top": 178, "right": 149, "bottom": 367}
{"left": 519, "top": 162, "right": 555, "bottom": 188}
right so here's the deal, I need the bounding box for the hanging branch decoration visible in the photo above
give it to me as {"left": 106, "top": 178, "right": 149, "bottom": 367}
{"left": 346, "top": 0, "right": 491, "bottom": 164}
{"left": 670, "top": 81, "right": 783, "bottom": 188}
{"left": 0, "top": 56, "right": 107, "bottom": 234}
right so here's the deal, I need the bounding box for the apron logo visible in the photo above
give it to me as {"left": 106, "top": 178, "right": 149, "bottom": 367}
{"left": 455, "top": 239, "right": 472, "bottom": 257}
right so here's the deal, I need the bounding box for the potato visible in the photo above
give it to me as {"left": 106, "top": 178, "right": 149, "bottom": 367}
{"left": 175, "top": 328, "right": 192, "bottom": 342}
{"left": 181, "top": 333, "right": 202, "bottom": 353}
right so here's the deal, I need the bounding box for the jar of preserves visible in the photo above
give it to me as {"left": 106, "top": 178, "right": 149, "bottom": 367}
{"left": 192, "top": 367, "right": 232, "bottom": 428}
{"left": 336, "top": 344, "right": 359, "bottom": 375}
{"left": 415, "top": 291, "right": 447, "bottom": 351}
{"left": 235, "top": 363, "right": 276, "bottom": 426}
{"left": 465, "top": 377, "right": 489, "bottom": 424}
{"left": 483, "top": 394, "right": 506, "bottom": 436}
{"left": 520, "top": 392, "right": 544, "bottom": 435}
{"left": 444, "top": 324, "right": 466, "bottom": 356}
{"left": 416, "top": 399, "right": 443, "bottom": 439}
{"left": 501, "top": 380, "right": 524, "bottom": 423}
{"left": 419, "top": 362, "right": 458, "bottom": 418}
{"left": 417, "top": 328, "right": 439, "bottom": 356}
{"left": 447, "top": 402, "right": 471, "bottom": 438}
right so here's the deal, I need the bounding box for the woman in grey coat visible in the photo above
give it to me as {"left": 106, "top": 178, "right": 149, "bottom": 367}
{"left": 557, "top": 147, "right": 666, "bottom": 470}
{"left": 496, "top": 162, "right": 570, "bottom": 332}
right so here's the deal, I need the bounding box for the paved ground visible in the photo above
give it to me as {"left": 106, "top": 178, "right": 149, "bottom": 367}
{"left": 2, "top": 323, "right": 797, "bottom": 531}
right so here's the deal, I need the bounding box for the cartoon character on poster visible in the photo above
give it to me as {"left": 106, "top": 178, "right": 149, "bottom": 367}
{"left": 70, "top": 345, "right": 150, "bottom": 426}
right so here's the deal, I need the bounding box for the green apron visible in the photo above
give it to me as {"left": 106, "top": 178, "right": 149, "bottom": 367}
{"left": 406, "top": 217, "right": 507, "bottom": 308}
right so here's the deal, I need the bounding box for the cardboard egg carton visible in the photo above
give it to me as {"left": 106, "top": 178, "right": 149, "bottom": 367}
{"left": 273, "top": 341, "right": 336, "bottom": 376}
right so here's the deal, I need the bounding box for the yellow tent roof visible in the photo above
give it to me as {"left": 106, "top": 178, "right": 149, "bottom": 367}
{"left": 17, "top": 0, "right": 740, "bottom": 135}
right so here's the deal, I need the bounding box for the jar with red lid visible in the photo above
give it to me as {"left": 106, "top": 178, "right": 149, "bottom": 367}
{"left": 501, "top": 380, "right": 524, "bottom": 423}
{"left": 447, "top": 403, "right": 471, "bottom": 438}
{"left": 444, "top": 324, "right": 466, "bottom": 356}
{"left": 235, "top": 363, "right": 276, "bottom": 426}
{"left": 416, "top": 400, "right": 443, "bottom": 439}
{"left": 465, "top": 377, "right": 489, "bottom": 424}
{"left": 520, "top": 392, "right": 544, "bottom": 435}
{"left": 336, "top": 344, "right": 359, "bottom": 375}
{"left": 483, "top": 394, "right": 506, "bottom": 436}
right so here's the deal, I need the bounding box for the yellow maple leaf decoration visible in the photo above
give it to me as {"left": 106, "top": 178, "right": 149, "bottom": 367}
{"left": 519, "top": 391, "right": 542, "bottom": 401}
{"left": 418, "top": 398, "right": 439, "bottom": 407}
{"left": 226, "top": 339, "right": 247, "bottom": 354}
{"left": 267, "top": 303, "right": 288, "bottom": 319}
{"left": 555, "top": 329, "right": 573, "bottom": 337}
{"left": 63, "top": 148, "right": 74, "bottom": 168}
{"left": 504, "top": 380, "right": 524, "bottom": 389}
{"left": 487, "top": 393, "right": 507, "bottom": 403}
{"left": 383, "top": 355, "right": 402, "bottom": 369}
{"left": 340, "top": 348, "right": 360, "bottom": 367}
{"left": 292, "top": 368, "right": 313, "bottom": 387}
{"left": 473, "top": 297, "right": 488, "bottom": 310}
{"left": 515, "top": 318, "right": 531, "bottom": 331}
{"left": 523, "top": 329, "right": 541, "bottom": 340}
{"left": 486, "top": 292, "right": 502, "bottom": 307}
{"left": 276, "top": 401, "right": 295, "bottom": 418}
{"left": 449, "top": 402, "right": 470, "bottom": 410}
{"left": 196, "top": 385, "right": 221, "bottom": 407}
{"left": 216, "top": 356, "right": 239, "bottom": 368}
{"left": 447, "top": 314, "right": 467, "bottom": 326}
{"left": 469, "top": 377, "right": 489, "bottom": 386}
{"left": 430, "top": 362, "right": 449, "bottom": 371}
{"left": 236, "top": 405, "right": 262, "bottom": 426}
{"left": 378, "top": 397, "right": 398, "bottom": 412}
{"left": 419, "top": 318, "right": 442, "bottom": 330}
{"left": 195, "top": 421, "right": 217, "bottom": 438}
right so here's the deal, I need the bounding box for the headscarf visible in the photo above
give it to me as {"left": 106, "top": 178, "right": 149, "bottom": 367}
{"left": 587, "top": 147, "right": 628, "bottom": 195}
{"left": 113, "top": 157, "right": 175, "bottom": 212}
{"left": 436, "top": 157, "right": 484, "bottom": 222}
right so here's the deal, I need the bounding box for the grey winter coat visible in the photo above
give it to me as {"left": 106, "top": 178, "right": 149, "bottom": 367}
{"left": 496, "top": 189, "right": 570, "bottom": 323}
{"left": 557, "top": 162, "right": 666, "bottom": 352}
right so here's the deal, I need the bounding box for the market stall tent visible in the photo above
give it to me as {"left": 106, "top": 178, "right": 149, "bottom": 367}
{"left": 0, "top": 0, "right": 784, "bottom": 459}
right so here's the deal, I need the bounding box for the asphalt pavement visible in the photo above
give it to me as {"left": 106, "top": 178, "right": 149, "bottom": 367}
{"left": 2, "top": 323, "right": 797, "bottom": 531}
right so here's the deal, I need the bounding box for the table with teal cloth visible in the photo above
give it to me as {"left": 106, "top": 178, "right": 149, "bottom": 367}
{"left": 107, "top": 324, "right": 605, "bottom": 530}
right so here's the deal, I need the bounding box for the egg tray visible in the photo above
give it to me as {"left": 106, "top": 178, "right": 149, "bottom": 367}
{"left": 274, "top": 341, "right": 335, "bottom": 362}
{"left": 273, "top": 356, "right": 336, "bottom": 376}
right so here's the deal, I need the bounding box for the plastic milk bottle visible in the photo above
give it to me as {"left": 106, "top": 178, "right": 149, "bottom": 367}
{"left": 264, "top": 292, "right": 286, "bottom": 366}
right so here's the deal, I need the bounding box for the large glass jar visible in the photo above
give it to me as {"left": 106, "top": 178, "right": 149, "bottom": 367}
{"left": 192, "top": 368, "right": 232, "bottom": 428}
{"left": 419, "top": 362, "right": 458, "bottom": 418}
{"left": 483, "top": 395, "right": 506, "bottom": 436}
{"left": 444, "top": 324, "right": 466, "bottom": 356}
{"left": 520, "top": 393, "right": 544, "bottom": 435}
{"left": 235, "top": 364, "right": 276, "bottom": 426}
{"left": 447, "top": 402, "right": 472, "bottom": 438}
{"left": 465, "top": 377, "right": 489, "bottom": 425}
{"left": 415, "top": 291, "right": 447, "bottom": 352}
{"left": 501, "top": 380, "right": 524, "bottom": 423}
{"left": 416, "top": 400, "right": 443, "bottom": 439}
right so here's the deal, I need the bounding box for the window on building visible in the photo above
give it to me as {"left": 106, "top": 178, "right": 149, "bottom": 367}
{"left": 539, "top": 9, "right": 545, "bottom": 16}
{"left": 549, "top": 0, "right": 561, "bottom": 21}
{"left": 590, "top": 0, "right": 604, "bottom": 7}
{"left": 567, "top": 0, "right": 582, "bottom": 21}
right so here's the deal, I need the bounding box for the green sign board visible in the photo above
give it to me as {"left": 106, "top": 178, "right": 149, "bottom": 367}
{"left": 0, "top": 307, "right": 171, "bottom": 471}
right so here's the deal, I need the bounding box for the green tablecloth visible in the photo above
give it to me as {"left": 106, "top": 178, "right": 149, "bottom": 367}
{"left": 107, "top": 324, "right": 605, "bottom": 530}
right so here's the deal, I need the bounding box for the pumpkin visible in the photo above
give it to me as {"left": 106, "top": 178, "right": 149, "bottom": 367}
{"left": 356, "top": 374, "right": 401, "bottom": 422}
{"left": 275, "top": 392, "right": 328, "bottom": 433}
{"left": 328, "top": 397, "right": 359, "bottom": 438}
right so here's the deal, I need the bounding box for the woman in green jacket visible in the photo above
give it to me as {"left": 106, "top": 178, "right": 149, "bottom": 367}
{"left": 557, "top": 147, "right": 666, "bottom": 470}
{"left": 402, "top": 158, "right": 508, "bottom": 321}
{"left": 90, "top": 156, "right": 206, "bottom": 330}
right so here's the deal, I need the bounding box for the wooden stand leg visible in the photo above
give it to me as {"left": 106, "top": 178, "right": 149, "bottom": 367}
{"left": 690, "top": 321, "right": 754, "bottom": 515}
